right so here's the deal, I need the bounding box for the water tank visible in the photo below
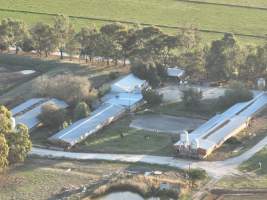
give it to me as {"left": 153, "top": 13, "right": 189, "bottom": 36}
{"left": 11, "top": 117, "right": 16, "bottom": 130}
{"left": 180, "top": 130, "right": 189, "bottom": 145}
{"left": 191, "top": 139, "right": 199, "bottom": 149}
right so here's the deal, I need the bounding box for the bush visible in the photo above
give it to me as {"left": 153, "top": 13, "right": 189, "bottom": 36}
{"left": 131, "top": 61, "right": 161, "bottom": 88}
{"left": 98, "top": 84, "right": 111, "bottom": 98}
{"left": 218, "top": 81, "right": 253, "bottom": 109}
{"left": 34, "top": 75, "right": 94, "bottom": 105}
{"left": 74, "top": 102, "right": 90, "bottom": 121}
{"left": 188, "top": 169, "right": 207, "bottom": 184}
{"left": 109, "top": 71, "right": 119, "bottom": 80}
{"left": 182, "top": 87, "right": 203, "bottom": 108}
{"left": 142, "top": 88, "right": 163, "bottom": 106}
{"left": 38, "top": 103, "right": 66, "bottom": 128}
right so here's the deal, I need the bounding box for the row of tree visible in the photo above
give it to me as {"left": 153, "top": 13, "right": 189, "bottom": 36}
{"left": 1, "top": 16, "right": 267, "bottom": 83}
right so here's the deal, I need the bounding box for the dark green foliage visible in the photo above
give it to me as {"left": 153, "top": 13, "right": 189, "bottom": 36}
{"left": 6, "top": 124, "right": 32, "bottom": 164}
{"left": 188, "top": 169, "right": 207, "bottom": 183}
{"left": 131, "top": 61, "right": 161, "bottom": 88}
{"left": 109, "top": 71, "right": 120, "bottom": 80}
{"left": 182, "top": 88, "right": 203, "bottom": 108}
{"left": 217, "top": 81, "right": 253, "bottom": 109}
{"left": 98, "top": 84, "right": 111, "bottom": 98}
{"left": 74, "top": 101, "right": 90, "bottom": 121}
{"left": 38, "top": 103, "right": 66, "bottom": 128}
{"left": 0, "top": 106, "right": 32, "bottom": 169}
{"left": 142, "top": 88, "right": 163, "bottom": 106}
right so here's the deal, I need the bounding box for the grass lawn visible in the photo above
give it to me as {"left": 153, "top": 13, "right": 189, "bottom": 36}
{"left": 75, "top": 116, "right": 178, "bottom": 156}
{"left": 0, "top": 0, "right": 266, "bottom": 44}
{"left": 0, "top": 158, "right": 185, "bottom": 200}
{"left": 240, "top": 146, "right": 267, "bottom": 174}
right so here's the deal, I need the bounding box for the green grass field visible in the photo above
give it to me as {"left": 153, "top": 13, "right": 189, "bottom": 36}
{"left": 76, "top": 117, "right": 178, "bottom": 156}
{"left": 0, "top": 0, "right": 266, "bottom": 43}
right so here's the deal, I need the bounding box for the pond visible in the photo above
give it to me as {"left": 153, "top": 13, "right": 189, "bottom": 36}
{"left": 96, "top": 191, "right": 175, "bottom": 200}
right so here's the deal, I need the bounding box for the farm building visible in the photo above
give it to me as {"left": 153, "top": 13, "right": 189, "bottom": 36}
{"left": 167, "top": 67, "right": 185, "bottom": 78}
{"left": 174, "top": 92, "right": 267, "bottom": 159}
{"left": 49, "top": 74, "right": 147, "bottom": 146}
{"left": 111, "top": 73, "right": 147, "bottom": 93}
{"left": 11, "top": 98, "right": 68, "bottom": 130}
{"left": 49, "top": 103, "right": 126, "bottom": 146}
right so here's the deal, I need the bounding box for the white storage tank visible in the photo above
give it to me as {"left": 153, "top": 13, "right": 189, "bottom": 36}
{"left": 191, "top": 139, "right": 199, "bottom": 150}
{"left": 180, "top": 130, "right": 190, "bottom": 146}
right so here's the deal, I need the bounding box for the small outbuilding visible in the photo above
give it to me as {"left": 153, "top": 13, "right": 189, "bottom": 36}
{"left": 167, "top": 67, "right": 185, "bottom": 79}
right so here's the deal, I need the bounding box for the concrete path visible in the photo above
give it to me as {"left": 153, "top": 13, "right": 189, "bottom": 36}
{"left": 130, "top": 114, "right": 205, "bottom": 134}
{"left": 30, "top": 135, "right": 267, "bottom": 178}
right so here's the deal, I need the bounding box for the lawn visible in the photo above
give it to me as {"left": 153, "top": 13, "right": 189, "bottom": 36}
{"left": 76, "top": 116, "right": 178, "bottom": 156}
{"left": 0, "top": 0, "right": 266, "bottom": 43}
{"left": 240, "top": 146, "right": 267, "bottom": 174}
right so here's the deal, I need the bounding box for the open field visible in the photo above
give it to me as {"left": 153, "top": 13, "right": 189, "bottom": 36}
{"left": 0, "top": 0, "right": 266, "bottom": 43}
{"left": 75, "top": 116, "right": 178, "bottom": 156}
{"left": 0, "top": 158, "right": 185, "bottom": 200}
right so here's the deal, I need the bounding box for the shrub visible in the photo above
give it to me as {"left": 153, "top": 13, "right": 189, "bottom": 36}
{"left": 38, "top": 103, "right": 66, "bottom": 128}
{"left": 182, "top": 87, "right": 203, "bottom": 108}
{"left": 34, "top": 75, "right": 93, "bottom": 105}
{"left": 218, "top": 81, "right": 253, "bottom": 109}
{"left": 109, "top": 71, "right": 119, "bottom": 80}
{"left": 74, "top": 101, "right": 90, "bottom": 121}
{"left": 188, "top": 169, "right": 207, "bottom": 184}
{"left": 131, "top": 61, "right": 161, "bottom": 88}
{"left": 142, "top": 88, "right": 163, "bottom": 106}
{"left": 98, "top": 84, "right": 111, "bottom": 98}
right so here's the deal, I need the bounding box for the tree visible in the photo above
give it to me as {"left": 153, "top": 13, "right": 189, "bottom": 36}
{"left": 0, "top": 18, "right": 27, "bottom": 53}
{"left": 177, "top": 26, "right": 201, "bottom": 51}
{"left": 0, "top": 106, "right": 31, "bottom": 169}
{"left": 179, "top": 48, "right": 206, "bottom": 80}
{"left": 0, "top": 134, "right": 9, "bottom": 169}
{"left": 205, "top": 33, "right": 241, "bottom": 81}
{"left": 74, "top": 102, "right": 90, "bottom": 121}
{"left": 142, "top": 88, "right": 162, "bottom": 106}
{"left": 0, "top": 105, "right": 12, "bottom": 136}
{"left": 76, "top": 26, "right": 98, "bottom": 62}
{"left": 98, "top": 23, "right": 128, "bottom": 65}
{"left": 65, "top": 26, "right": 79, "bottom": 61}
{"left": 217, "top": 81, "right": 253, "bottom": 109}
{"left": 6, "top": 124, "right": 32, "bottom": 164}
{"left": 38, "top": 103, "right": 66, "bottom": 128}
{"left": 131, "top": 61, "right": 160, "bottom": 88}
{"left": 30, "top": 22, "right": 57, "bottom": 56}
{"left": 182, "top": 88, "right": 203, "bottom": 108}
{"left": 53, "top": 15, "right": 73, "bottom": 59}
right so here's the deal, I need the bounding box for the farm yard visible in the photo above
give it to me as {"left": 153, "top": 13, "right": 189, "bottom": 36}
{"left": 0, "top": 158, "right": 192, "bottom": 200}
{"left": 0, "top": 0, "right": 267, "bottom": 43}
